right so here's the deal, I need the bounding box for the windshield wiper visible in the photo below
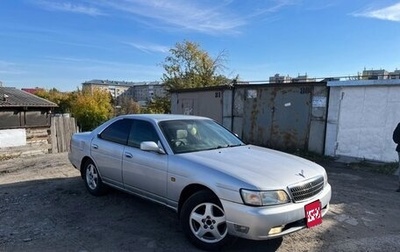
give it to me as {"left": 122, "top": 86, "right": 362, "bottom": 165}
{"left": 212, "top": 145, "right": 226, "bottom": 149}
{"left": 203, "top": 143, "right": 244, "bottom": 151}
{"left": 226, "top": 144, "right": 243, "bottom": 148}
{"left": 214, "top": 144, "right": 243, "bottom": 149}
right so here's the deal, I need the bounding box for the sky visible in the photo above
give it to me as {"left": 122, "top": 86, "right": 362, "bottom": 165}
{"left": 0, "top": 0, "right": 400, "bottom": 91}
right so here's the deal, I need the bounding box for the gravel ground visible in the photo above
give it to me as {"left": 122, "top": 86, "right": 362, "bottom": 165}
{"left": 0, "top": 153, "right": 400, "bottom": 251}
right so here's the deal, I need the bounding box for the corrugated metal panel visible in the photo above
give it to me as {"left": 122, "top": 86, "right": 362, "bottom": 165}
{"left": 242, "top": 88, "right": 273, "bottom": 146}
{"left": 173, "top": 90, "right": 223, "bottom": 123}
{"left": 170, "top": 83, "right": 328, "bottom": 153}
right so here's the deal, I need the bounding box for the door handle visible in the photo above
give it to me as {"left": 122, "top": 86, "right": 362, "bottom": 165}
{"left": 125, "top": 152, "right": 133, "bottom": 158}
{"left": 91, "top": 144, "right": 98, "bottom": 149}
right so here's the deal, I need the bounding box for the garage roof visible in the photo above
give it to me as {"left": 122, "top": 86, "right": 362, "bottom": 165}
{"left": 0, "top": 87, "right": 57, "bottom": 108}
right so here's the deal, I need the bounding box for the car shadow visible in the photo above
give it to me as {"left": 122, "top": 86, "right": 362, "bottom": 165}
{"left": 224, "top": 237, "right": 283, "bottom": 251}
{"left": 0, "top": 176, "right": 286, "bottom": 251}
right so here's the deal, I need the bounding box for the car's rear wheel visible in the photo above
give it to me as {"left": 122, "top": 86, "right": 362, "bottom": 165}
{"left": 180, "top": 190, "right": 235, "bottom": 251}
{"left": 83, "top": 160, "right": 107, "bottom": 196}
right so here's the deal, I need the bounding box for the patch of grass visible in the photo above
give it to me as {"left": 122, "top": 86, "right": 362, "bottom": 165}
{"left": 290, "top": 149, "right": 335, "bottom": 163}
{"left": 347, "top": 161, "right": 398, "bottom": 175}
{"left": 0, "top": 155, "right": 19, "bottom": 161}
{"left": 290, "top": 149, "right": 398, "bottom": 175}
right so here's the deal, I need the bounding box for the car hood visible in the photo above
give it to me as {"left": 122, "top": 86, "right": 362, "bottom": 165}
{"left": 179, "top": 145, "right": 325, "bottom": 190}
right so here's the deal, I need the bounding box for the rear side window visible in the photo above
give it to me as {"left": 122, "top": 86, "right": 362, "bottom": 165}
{"left": 99, "top": 119, "right": 132, "bottom": 145}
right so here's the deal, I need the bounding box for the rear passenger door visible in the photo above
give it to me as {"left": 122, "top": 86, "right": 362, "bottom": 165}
{"left": 91, "top": 119, "right": 133, "bottom": 188}
{"left": 122, "top": 119, "right": 168, "bottom": 202}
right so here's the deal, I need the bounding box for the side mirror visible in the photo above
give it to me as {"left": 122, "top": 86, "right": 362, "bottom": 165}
{"left": 140, "top": 141, "right": 166, "bottom": 154}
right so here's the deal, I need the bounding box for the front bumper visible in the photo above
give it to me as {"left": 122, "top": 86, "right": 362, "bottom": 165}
{"left": 222, "top": 183, "right": 331, "bottom": 240}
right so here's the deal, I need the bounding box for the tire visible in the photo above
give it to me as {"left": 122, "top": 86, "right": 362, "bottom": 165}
{"left": 82, "top": 160, "right": 107, "bottom": 196}
{"left": 180, "top": 190, "right": 235, "bottom": 251}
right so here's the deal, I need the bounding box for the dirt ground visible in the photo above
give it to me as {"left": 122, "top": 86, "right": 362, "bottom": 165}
{"left": 1, "top": 153, "right": 400, "bottom": 252}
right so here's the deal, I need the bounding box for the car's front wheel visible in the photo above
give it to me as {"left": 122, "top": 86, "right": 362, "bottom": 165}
{"left": 180, "top": 190, "right": 235, "bottom": 251}
{"left": 82, "top": 160, "right": 107, "bottom": 196}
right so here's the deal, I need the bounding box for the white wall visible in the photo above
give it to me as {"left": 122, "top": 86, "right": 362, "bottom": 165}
{"left": 0, "top": 129, "right": 26, "bottom": 148}
{"left": 325, "top": 80, "right": 400, "bottom": 162}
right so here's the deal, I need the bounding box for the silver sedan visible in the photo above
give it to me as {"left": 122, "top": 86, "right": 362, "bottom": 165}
{"left": 68, "top": 114, "right": 331, "bottom": 251}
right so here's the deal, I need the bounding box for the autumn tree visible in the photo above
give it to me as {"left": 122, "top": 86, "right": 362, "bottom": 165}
{"left": 34, "top": 88, "right": 72, "bottom": 114}
{"left": 116, "top": 96, "right": 141, "bottom": 116}
{"left": 162, "top": 40, "right": 229, "bottom": 90}
{"left": 70, "top": 88, "right": 113, "bottom": 131}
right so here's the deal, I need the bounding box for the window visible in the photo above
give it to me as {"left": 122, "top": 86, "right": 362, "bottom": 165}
{"left": 159, "top": 119, "right": 244, "bottom": 154}
{"left": 128, "top": 120, "right": 159, "bottom": 148}
{"left": 99, "top": 119, "right": 132, "bottom": 145}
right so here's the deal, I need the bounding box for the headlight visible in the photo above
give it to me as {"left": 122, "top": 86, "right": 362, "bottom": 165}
{"left": 240, "top": 189, "right": 290, "bottom": 206}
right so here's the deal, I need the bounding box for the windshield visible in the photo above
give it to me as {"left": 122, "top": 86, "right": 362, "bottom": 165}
{"left": 159, "top": 119, "right": 245, "bottom": 154}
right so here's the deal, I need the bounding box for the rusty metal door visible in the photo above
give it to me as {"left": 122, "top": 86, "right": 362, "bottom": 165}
{"left": 242, "top": 88, "right": 274, "bottom": 146}
{"left": 242, "top": 86, "right": 312, "bottom": 150}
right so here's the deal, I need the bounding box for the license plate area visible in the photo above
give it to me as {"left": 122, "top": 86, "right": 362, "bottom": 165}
{"left": 305, "top": 200, "right": 322, "bottom": 228}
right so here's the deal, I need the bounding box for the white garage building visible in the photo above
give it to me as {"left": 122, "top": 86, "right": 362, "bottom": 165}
{"left": 325, "top": 79, "right": 400, "bottom": 162}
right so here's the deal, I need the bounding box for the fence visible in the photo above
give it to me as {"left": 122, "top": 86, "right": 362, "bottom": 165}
{"left": 50, "top": 115, "right": 77, "bottom": 153}
{"left": 0, "top": 115, "right": 77, "bottom": 159}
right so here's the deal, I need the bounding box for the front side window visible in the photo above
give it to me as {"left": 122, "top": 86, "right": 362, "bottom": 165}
{"left": 128, "top": 120, "right": 160, "bottom": 148}
{"left": 99, "top": 119, "right": 132, "bottom": 145}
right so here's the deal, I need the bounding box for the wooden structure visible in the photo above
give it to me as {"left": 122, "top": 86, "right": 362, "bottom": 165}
{"left": 0, "top": 87, "right": 77, "bottom": 158}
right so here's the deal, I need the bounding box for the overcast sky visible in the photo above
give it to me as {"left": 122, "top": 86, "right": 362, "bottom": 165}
{"left": 1, "top": 0, "right": 399, "bottom": 91}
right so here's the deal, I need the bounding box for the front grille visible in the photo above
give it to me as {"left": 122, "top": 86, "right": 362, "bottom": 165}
{"left": 288, "top": 176, "right": 324, "bottom": 202}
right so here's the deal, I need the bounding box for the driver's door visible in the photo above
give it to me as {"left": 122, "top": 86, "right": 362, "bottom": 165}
{"left": 122, "top": 119, "right": 168, "bottom": 202}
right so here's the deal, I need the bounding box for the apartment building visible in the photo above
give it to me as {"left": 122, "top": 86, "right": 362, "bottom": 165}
{"left": 359, "top": 69, "right": 400, "bottom": 80}
{"left": 82, "top": 79, "right": 166, "bottom": 105}
{"left": 269, "top": 74, "right": 292, "bottom": 83}
{"left": 269, "top": 73, "right": 316, "bottom": 83}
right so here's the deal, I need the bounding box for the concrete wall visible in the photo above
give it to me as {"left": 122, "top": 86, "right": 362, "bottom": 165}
{"left": 0, "top": 127, "right": 51, "bottom": 159}
{"left": 325, "top": 80, "right": 400, "bottom": 162}
{"left": 0, "top": 129, "right": 26, "bottom": 148}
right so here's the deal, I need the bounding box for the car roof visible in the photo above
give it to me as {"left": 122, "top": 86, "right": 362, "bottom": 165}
{"left": 116, "top": 114, "right": 212, "bottom": 123}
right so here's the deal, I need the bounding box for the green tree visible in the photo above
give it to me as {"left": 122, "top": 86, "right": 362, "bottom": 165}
{"left": 144, "top": 96, "right": 171, "bottom": 114}
{"left": 70, "top": 88, "right": 113, "bottom": 131}
{"left": 162, "top": 40, "right": 229, "bottom": 90}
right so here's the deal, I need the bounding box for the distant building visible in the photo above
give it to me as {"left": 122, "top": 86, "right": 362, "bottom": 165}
{"left": 388, "top": 70, "right": 400, "bottom": 79}
{"left": 128, "top": 82, "right": 167, "bottom": 106}
{"left": 269, "top": 74, "right": 317, "bottom": 83}
{"left": 82, "top": 79, "right": 166, "bottom": 105}
{"left": 21, "top": 87, "right": 45, "bottom": 94}
{"left": 292, "top": 74, "right": 316, "bottom": 83}
{"left": 321, "top": 77, "right": 340, "bottom": 82}
{"left": 82, "top": 79, "right": 135, "bottom": 98}
{"left": 362, "top": 69, "right": 389, "bottom": 80}
{"left": 269, "top": 74, "right": 292, "bottom": 83}
{"left": 269, "top": 69, "right": 400, "bottom": 83}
